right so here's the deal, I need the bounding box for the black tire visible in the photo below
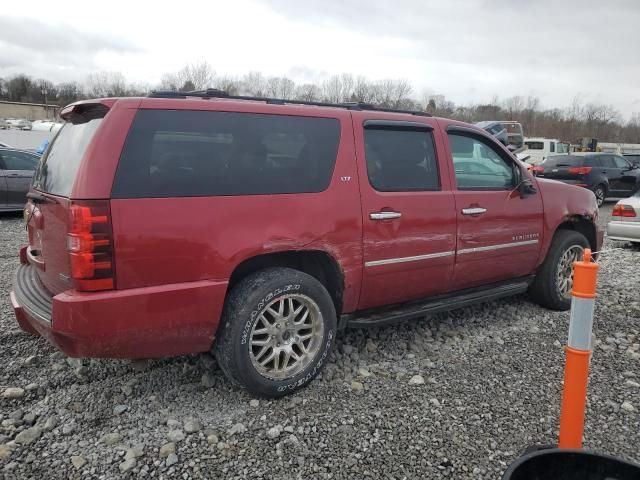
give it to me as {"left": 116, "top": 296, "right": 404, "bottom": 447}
{"left": 593, "top": 184, "right": 606, "bottom": 207}
{"left": 214, "top": 267, "right": 337, "bottom": 398}
{"left": 529, "top": 230, "right": 590, "bottom": 311}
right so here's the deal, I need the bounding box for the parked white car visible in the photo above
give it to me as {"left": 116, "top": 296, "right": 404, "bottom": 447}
{"left": 607, "top": 192, "right": 640, "bottom": 244}
{"left": 521, "top": 137, "right": 569, "bottom": 165}
{"left": 6, "top": 119, "right": 32, "bottom": 131}
{"left": 0, "top": 118, "right": 9, "bottom": 130}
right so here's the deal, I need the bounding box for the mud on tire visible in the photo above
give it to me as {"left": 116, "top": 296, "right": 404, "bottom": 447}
{"left": 214, "top": 267, "right": 337, "bottom": 398}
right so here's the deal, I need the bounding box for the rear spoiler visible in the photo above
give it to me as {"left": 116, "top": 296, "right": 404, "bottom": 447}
{"left": 60, "top": 100, "right": 116, "bottom": 121}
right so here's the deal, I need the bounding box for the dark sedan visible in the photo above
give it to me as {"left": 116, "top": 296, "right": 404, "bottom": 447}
{"left": 0, "top": 148, "right": 41, "bottom": 212}
{"left": 532, "top": 153, "right": 640, "bottom": 207}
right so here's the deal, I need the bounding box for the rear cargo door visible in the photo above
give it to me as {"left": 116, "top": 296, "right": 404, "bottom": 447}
{"left": 27, "top": 106, "right": 106, "bottom": 294}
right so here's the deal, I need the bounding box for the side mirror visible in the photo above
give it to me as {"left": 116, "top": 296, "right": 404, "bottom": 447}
{"left": 517, "top": 178, "right": 537, "bottom": 198}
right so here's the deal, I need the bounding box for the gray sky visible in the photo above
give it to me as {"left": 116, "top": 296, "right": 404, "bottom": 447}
{"left": 1, "top": 0, "right": 639, "bottom": 118}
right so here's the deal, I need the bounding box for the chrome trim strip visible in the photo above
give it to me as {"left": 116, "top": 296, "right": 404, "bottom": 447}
{"left": 457, "top": 239, "right": 539, "bottom": 254}
{"left": 365, "top": 251, "right": 455, "bottom": 267}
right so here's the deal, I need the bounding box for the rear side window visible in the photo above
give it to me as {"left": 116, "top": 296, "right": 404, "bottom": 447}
{"left": 112, "top": 110, "right": 340, "bottom": 198}
{"left": 549, "top": 142, "right": 555, "bottom": 153}
{"left": 32, "top": 107, "right": 106, "bottom": 196}
{"left": 0, "top": 150, "right": 39, "bottom": 171}
{"left": 364, "top": 127, "right": 439, "bottom": 191}
{"left": 525, "top": 141, "right": 544, "bottom": 150}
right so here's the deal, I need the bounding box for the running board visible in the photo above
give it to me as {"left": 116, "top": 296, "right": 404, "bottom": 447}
{"left": 342, "top": 277, "right": 532, "bottom": 328}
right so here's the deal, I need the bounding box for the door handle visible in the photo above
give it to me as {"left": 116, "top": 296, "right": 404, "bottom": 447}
{"left": 7, "top": 173, "right": 21, "bottom": 177}
{"left": 370, "top": 211, "right": 402, "bottom": 220}
{"left": 462, "top": 207, "right": 487, "bottom": 215}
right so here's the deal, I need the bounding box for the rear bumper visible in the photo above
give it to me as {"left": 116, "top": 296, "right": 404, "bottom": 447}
{"left": 606, "top": 221, "right": 640, "bottom": 243}
{"left": 11, "top": 264, "right": 228, "bottom": 358}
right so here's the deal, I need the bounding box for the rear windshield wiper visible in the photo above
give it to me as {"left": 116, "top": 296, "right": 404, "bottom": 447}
{"left": 26, "top": 191, "right": 54, "bottom": 203}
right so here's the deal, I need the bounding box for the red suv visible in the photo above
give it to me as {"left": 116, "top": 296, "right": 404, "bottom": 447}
{"left": 11, "top": 91, "right": 603, "bottom": 397}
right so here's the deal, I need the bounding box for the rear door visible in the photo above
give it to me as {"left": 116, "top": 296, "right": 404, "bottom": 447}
{"left": 27, "top": 106, "right": 107, "bottom": 294}
{"left": 446, "top": 127, "right": 543, "bottom": 291}
{"left": 0, "top": 150, "right": 39, "bottom": 208}
{"left": 354, "top": 113, "right": 457, "bottom": 310}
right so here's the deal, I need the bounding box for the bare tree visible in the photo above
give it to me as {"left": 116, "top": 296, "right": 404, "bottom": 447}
{"left": 241, "top": 71, "right": 267, "bottom": 96}
{"left": 295, "top": 83, "right": 321, "bottom": 101}
{"left": 160, "top": 61, "right": 215, "bottom": 91}
{"left": 86, "top": 72, "right": 127, "bottom": 97}
{"left": 266, "top": 76, "right": 296, "bottom": 99}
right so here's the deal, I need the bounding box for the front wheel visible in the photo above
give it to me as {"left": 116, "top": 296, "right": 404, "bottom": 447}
{"left": 214, "top": 268, "right": 337, "bottom": 398}
{"left": 529, "top": 230, "right": 590, "bottom": 311}
{"left": 593, "top": 184, "right": 606, "bottom": 207}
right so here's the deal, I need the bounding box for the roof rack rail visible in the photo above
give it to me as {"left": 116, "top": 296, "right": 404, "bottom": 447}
{"left": 146, "top": 89, "right": 432, "bottom": 117}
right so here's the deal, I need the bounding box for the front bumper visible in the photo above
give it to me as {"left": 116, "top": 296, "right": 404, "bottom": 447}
{"left": 11, "top": 264, "right": 228, "bottom": 358}
{"left": 607, "top": 220, "right": 640, "bottom": 243}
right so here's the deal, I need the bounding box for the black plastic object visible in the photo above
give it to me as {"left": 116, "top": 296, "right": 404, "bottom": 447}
{"left": 503, "top": 448, "right": 640, "bottom": 480}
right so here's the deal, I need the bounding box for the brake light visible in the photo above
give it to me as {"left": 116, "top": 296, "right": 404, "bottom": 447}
{"left": 568, "top": 167, "right": 592, "bottom": 174}
{"left": 67, "top": 201, "right": 115, "bottom": 291}
{"left": 531, "top": 166, "right": 544, "bottom": 174}
{"left": 612, "top": 204, "right": 637, "bottom": 218}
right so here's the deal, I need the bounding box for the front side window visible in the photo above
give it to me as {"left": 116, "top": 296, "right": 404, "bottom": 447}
{"left": 112, "top": 110, "right": 341, "bottom": 198}
{"left": 364, "top": 127, "right": 439, "bottom": 191}
{"left": 613, "top": 156, "right": 630, "bottom": 169}
{"left": 449, "top": 133, "right": 516, "bottom": 190}
{"left": 0, "top": 150, "right": 39, "bottom": 171}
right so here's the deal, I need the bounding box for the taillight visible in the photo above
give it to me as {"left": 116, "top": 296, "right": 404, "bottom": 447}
{"left": 612, "top": 204, "right": 637, "bottom": 218}
{"left": 67, "top": 201, "right": 115, "bottom": 291}
{"left": 568, "top": 167, "right": 592, "bottom": 175}
{"left": 531, "top": 166, "right": 544, "bottom": 174}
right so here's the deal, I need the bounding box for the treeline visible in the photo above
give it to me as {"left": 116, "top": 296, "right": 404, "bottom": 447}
{"left": 1, "top": 62, "right": 639, "bottom": 143}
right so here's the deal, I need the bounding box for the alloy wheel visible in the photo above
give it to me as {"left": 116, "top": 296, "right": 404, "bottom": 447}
{"left": 249, "top": 294, "right": 324, "bottom": 380}
{"left": 556, "top": 245, "right": 584, "bottom": 299}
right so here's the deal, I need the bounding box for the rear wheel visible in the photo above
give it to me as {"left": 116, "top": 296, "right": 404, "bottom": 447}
{"left": 214, "top": 268, "right": 337, "bottom": 398}
{"left": 529, "top": 230, "right": 589, "bottom": 311}
{"left": 593, "top": 184, "right": 606, "bottom": 207}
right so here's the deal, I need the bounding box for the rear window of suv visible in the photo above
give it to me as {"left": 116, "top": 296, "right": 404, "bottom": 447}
{"left": 542, "top": 155, "right": 584, "bottom": 167}
{"left": 32, "top": 106, "right": 106, "bottom": 196}
{"left": 111, "top": 110, "right": 341, "bottom": 198}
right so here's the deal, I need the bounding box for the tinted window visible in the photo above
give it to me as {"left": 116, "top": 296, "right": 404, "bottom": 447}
{"left": 599, "top": 156, "right": 617, "bottom": 168}
{"left": 449, "top": 134, "right": 515, "bottom": 190}
{"left": 583, "top": 157, "right": 599, "bottom": 167}
{"left": 543, "top": 155, "right": 583, "bottom": 167}
{"left": 549, "top": 142, "right": 555, "bottom": 153}
{"left": 0, "top": 150, "right": 39, "bottom": 170}
{"left": 364, "top": 127, "right": 439, "bottom": 191}
{"left": 32, "top": 108, "right": 105, "bottom": 196}
{"left": 112, "top": 110, "right": 340, "bottom": 198}
{"left": 613, "top": 156, "right": 629, "bottom": 169}
{"left": 525, "top": 141, "right": 544, "bottom": 150}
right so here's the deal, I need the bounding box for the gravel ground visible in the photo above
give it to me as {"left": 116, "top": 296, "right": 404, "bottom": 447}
{"left": 1, "top": 201, "right": 639, "bottom": 479}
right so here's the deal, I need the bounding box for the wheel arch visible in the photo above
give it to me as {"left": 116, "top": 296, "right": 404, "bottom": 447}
{"left": 227, "top": 250, "right": 345, "bottom": 314}
{"left": 555, "top": 216, "right": 598, "bottom": 252}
